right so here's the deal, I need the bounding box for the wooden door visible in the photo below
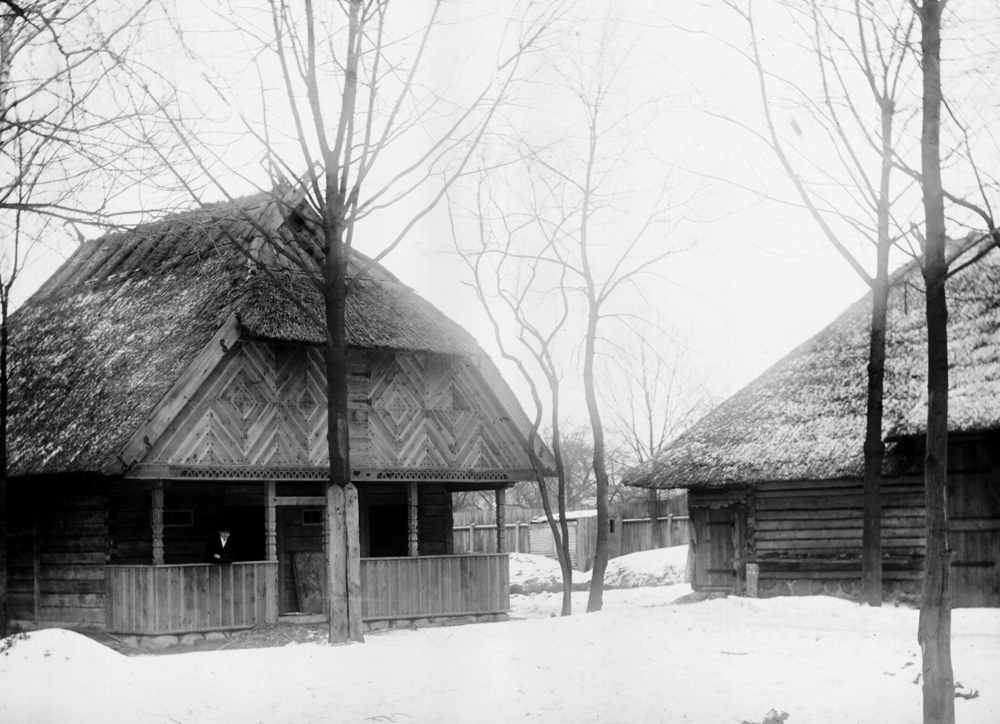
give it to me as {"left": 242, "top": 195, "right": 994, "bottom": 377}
{"left": 949, "top": 469, "right": 1000, "bottom": 607}
{"left": 691, "top": 507, "right": 742, "bottom": 591}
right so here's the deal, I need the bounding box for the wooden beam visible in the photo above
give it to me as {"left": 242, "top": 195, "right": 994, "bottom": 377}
{"left": 151, "top": 482, "right": 164, "bottom": 566}
{"left": 495, "top": 488, "right": 506, "bottom": 554}
{"left": 33, "top": 509, "right": 40, "bottom": 623}
{"left": 408, "top": 482, "right": 419, "bottom": 557}
{"left": 274, "top": 496, "right": 326, "bottom": 507}
{"left": 346, "top": 483, "right": 363, "bottom": 643}
{"left": 120, "top": 313, "right": 241, "bottom": 468}
{"left": 265, "top": 481, "right": 277, "bottom": 562}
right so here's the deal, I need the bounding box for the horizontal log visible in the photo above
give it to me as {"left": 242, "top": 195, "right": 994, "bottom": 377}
{"left": 756, "top": 538, "right": 926, "bottom": 551}
{"left": 757, "top": 529, "right": 862, "bottom": 541}
{"left": 274, "top": 496, "right": 326, "bottom": 506}
{"left": 951, "top": 518, "right": 1000, "bottom": 532}
{"left": 37, "top": 593, "right": 104, "bottom": 608}
{"left": 41, "top": 536, "right": 108, "bottom": 553}
{"left": 756, "top": 517, "right": 926, "bottom": 531}
{"left": 756, "top": 479, "right": 863, "bottom": 492}
{"left": 39, "top": 496, "right": 106, "bottom": 511}
{"left": 37, "top": 565, "right": 106, "bottom": 581}
{"left": 39, "top": 579, "right": 106, "bottom": 595}
{"left": 40, "top": 552, "right": 107, "bottom": 565}
{"left": 755, "top": 494, "right": 924, "bottom": 512}
{"left": 762, "top": 570, "right": 860, "bottom": 580}
{"left": 39, "top": 607, "right": 104, "bottom": 625}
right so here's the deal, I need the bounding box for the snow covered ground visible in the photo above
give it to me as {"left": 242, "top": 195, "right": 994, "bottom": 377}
{"left": 2, "top": 548, "right": 998, "bottom": 724}
{"left": 509, "top": 545, "right": 689, "bottom": 594}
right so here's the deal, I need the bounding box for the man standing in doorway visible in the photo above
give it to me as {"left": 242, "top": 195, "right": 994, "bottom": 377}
{"left": 204, "top": 526, "right": 234, "bottom": 564}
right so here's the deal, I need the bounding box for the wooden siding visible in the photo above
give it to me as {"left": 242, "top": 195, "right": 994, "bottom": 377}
{"left": 146, "top": 342, "right": 336, "bottom": 468}
{"left": 685, "top": 435, "right": 1000, "bottom": 606}
{"left": 367, "top": 352, "right": 527, "bottom": 470}
{"left": 143, "top": 342, "right": 534, "bottom": 478}
{"left": 753, "top": 476, "right": 926, "bottom": 582}
{"left": 947, "top": 437, "right": 1000, "bottom": 607}
{"left": 360, "top": 554, "right": 509, "bottom": 619}
{"left": 105, "top": 562, "right": 278, "bottom": 634}
{"left": 7, "top": 479, "right": 108, "bottom": 628}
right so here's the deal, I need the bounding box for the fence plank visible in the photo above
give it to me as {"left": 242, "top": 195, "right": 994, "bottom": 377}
{"left": 358, "top": 554, "right": 508, "bottom": 620}
{"left": 105, "top": 562, "right": 278, "bottom": 634}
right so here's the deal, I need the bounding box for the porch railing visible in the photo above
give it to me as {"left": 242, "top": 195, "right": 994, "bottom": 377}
{"left": 106, "top": 562, "right": 278, "bottom": 634}
{"left": 361, "top": 553, "right": 509, "bottom": 620}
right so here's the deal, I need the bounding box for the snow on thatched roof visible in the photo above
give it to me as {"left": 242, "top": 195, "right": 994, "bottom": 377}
{"left": 624, "top": 236, "right": 1000, "bottom": 489}
{"left": 7, "top": 192, "right": 487, "bottom": 477}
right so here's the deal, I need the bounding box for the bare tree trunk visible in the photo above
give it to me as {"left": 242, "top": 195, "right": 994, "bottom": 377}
{"left": 322, "top": 181, "right": 362, "bottom": 643}
{"left": 585, "top": 305, "right": 611, "bottom": 612}
{"left": 915, "top": 1, "right": 954, "bottom": 721}
{"left": 0, "top": 294, "right": 7, "bottom": 638}
{"left": 861, "top": 97, "right": 895, "bottom": 607}
{"left": 552, "top": 419, "right": 573, "bottom": 616}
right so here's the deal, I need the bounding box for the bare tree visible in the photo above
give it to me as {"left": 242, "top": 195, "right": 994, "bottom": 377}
{"left": 143, "top": 0, "right": 564, "bottom": 642}
{"left": 715, "top": 1, "right": 998, "bottom": 718}
{"left": 452, "top": 14, "right": 690, "bottom": 613}
{"left": 452, "top": 177, "right": 577, "bottom": 615}
{"left": 0, "top": 0, "right": 160, "bottom": 638}
{"left": 712, "top": 0, "right": 922, "bottom": 606}
{"left": 600, "top": 331, "right": 711, "bottom": 537}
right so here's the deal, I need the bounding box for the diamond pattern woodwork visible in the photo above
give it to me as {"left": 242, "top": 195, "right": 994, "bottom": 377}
{"left": 145, "top": 342, "right": 533, "bottom": 476}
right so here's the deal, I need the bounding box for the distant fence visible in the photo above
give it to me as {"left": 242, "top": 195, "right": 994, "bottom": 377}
{"left": 453, "top": 497, "right": 688, "bottom": 528}
{"left": 621, "top": 515, "right": 691, "bottom": 555}
{"left": 453, "top": 512, "right": 691, "bottom": 562}
{"left": 453, "top": 522, "right": 532, "bottom": 555}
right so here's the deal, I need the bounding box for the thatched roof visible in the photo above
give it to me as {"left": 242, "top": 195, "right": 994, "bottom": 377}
{"left": 624, "top": 236, "right": 1000, "bottom": 489}
{"left": 8, "top": 192, "right": 490, "bottom": 477}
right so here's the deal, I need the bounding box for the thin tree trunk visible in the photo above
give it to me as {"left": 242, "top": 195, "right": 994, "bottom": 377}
{"left": 585, "top": 305, "right": 610, "bottom": 612}
{"left": 861, "top": 98, "right": 895, "bottom": 607}
{"left": 0, "top": 294, "right": 8, "bottom": 638}
{"left": 0, "top": 0, "right": 14, "bottom": 645}
{"left": 916, "top": 1, "right": 954, "bottom": 721}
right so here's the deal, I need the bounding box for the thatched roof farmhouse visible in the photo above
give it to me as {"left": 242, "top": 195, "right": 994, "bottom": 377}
{"left": 625, "top": 237, "right": 1000, "bottom": 607}
{"left": 6, "top": 190, "right": 548, "bottom": 635}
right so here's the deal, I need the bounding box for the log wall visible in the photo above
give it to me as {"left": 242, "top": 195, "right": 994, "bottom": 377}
{"left": 6, "top": 478, "right": 109, "bottom": 628}
{"left": 752, "top": 476, "right": 925, "bottom": 601}
{"left": 688, "top": 433, "right": 1000, "bottom": 606}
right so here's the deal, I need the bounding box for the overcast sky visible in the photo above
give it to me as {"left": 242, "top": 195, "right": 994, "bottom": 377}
{"left": 11, "top": 0, "right": 998, "bottom": 436}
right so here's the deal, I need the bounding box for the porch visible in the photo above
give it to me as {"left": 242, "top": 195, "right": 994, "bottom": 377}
{"left": 105, "top": 553, "right": 509, "bottom": 634}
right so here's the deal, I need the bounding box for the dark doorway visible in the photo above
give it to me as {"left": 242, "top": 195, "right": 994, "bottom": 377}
{"left": 224, "top": 505, "right": 265, "bottom": 562}
{"left": 368, "top": 504, "right": 408, "bottom": 557}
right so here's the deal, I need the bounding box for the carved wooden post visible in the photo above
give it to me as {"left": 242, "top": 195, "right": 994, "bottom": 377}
{"left": 265, "top": 480, "right": 277, "bottom": 561}
{"left": 495, "top": 488, "right": 507, "bottom": 554}
{"left": 407, "top": 482, "right": 419, "bottom": 557}
{"left": 151, "top": 481, "right": 164, "bottom": 565}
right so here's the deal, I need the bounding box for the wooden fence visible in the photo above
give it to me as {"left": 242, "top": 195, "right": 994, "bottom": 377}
{"left": 360, "top": 553, "right": 509, "bottom": 620}
{"left": 453, "top": 522, "right": 531, "bottom": 554}
{"left": 452, "top": 497, "right": 688, "bottom": 528}
{"left": 105, "top": 562, "right": 278, "bottom": 634}
{"left": 621, "top": 515, "right": 691, "bottom": 555}
{"left": 454, "top": 515, "right": 691, "bottom": 562}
